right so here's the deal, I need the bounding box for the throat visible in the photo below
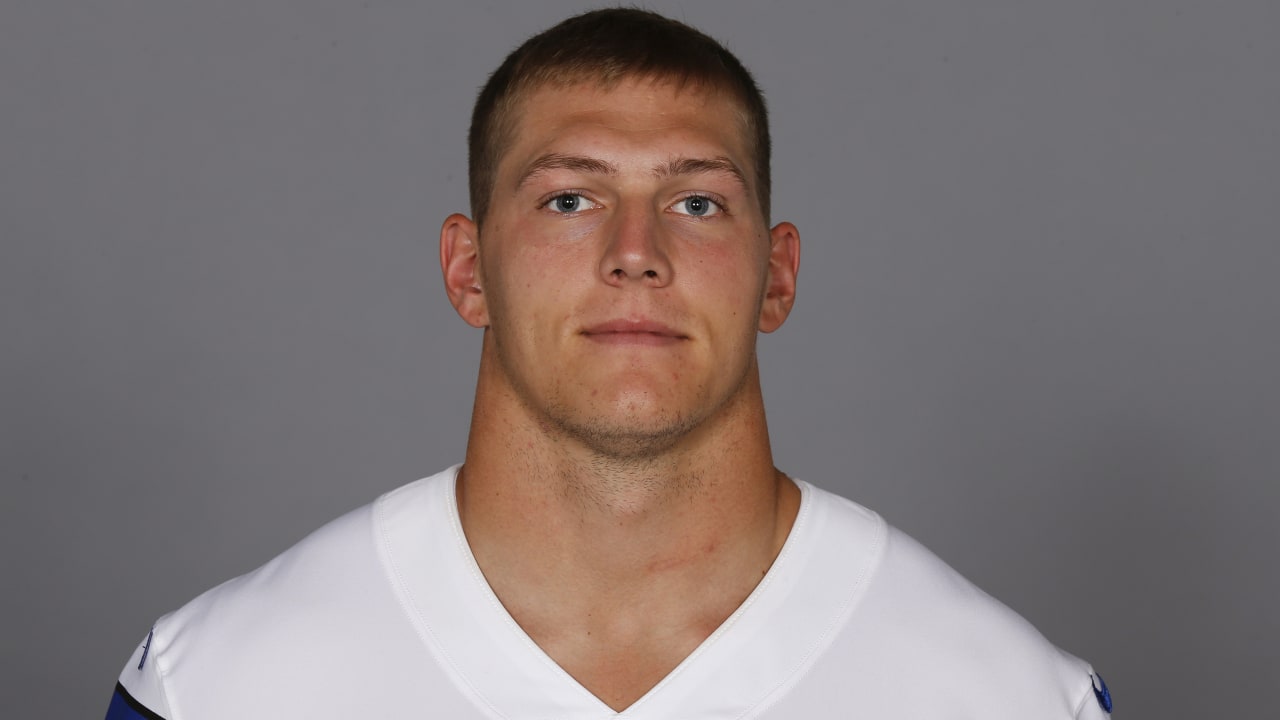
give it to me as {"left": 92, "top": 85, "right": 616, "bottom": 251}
{"left": 456, "top": 463, "right": 803, "bottom": 712}
{"left": 480, "top": 502, "right": 796, "bottom": 712}
{"left": 525, "top": 606, "right": 727, "bottom": 712}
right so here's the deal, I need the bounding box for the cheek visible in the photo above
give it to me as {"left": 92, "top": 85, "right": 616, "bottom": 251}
{"left": 487, "top": 243, "right": 588, "bottom": 332}
{"left": 689, "top": 238, "right": 770, "bottom": 309}
{"left": 677, "top": 244, "right": 770, "bottom": 364}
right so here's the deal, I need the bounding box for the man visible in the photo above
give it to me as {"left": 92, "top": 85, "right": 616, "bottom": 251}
{"left": 105, "top": 9, "right": 1112, "bottom": 719}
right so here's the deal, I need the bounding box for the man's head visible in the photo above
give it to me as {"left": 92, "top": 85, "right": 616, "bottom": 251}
{"left": 467, "top": 8, "right": 771, "bottom": 227}
{"left": 441, "top": 9, "right": 799, "bottom": 463}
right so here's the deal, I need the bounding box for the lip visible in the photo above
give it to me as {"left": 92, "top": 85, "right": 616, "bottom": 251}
{"left": 580, "top": 319, "right": 689, "bottom": 346}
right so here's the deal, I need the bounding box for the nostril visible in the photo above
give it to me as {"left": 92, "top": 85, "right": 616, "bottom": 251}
{"left": 606, "top": 267, "right": 663, "bottom": 282}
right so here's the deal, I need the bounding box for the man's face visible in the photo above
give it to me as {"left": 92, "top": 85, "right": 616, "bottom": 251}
{"left": 457, "top": 78, "right": 796, "bottom": 458}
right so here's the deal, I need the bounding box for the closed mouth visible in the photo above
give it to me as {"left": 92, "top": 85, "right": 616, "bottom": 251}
{"left": 581, "top": 320, "right": 689, "bottom": 343}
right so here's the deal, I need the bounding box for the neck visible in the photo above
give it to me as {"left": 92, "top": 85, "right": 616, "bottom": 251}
{"left": 460, "top": 344, "right": 792, "bottom": 573}
{"left": 454, "top": 340, "right": 800, "bottom": 709}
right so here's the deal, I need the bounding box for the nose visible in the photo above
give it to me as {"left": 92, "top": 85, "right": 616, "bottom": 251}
{"left": 598, "top": 203, "right": 673, "bottom": 287}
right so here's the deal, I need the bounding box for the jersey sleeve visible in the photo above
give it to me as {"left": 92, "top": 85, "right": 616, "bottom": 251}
{"left": 103, "top": 627, "right": 173, "bottom": 720}
{"left": 1073, "top": 670, "right": 1114, "bottom": 720}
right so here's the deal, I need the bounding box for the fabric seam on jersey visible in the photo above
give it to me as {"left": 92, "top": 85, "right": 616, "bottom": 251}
{"left": 619, "top": 480, "right": 818, "bottom": 717}
{"left": 372, "top": 480, "right": 510, "bottom": 720}
{"left": 149, "top": 625, "right": 181, "bottom": 720}
{"left": 445, "top": 472, "right": 610, "bottom": 713}
{"left": 736, "top": 500, "right": 890, "bottom": 720}
{"left": 1071, "top": 668, "right": 1096, "bottom": 719}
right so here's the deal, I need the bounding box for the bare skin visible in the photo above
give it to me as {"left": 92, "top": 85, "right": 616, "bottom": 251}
{"left": 440, "top": 78, "right": 801, "bottom": 711}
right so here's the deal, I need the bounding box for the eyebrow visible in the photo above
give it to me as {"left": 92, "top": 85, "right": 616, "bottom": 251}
{"left": 655, "top": 156, "right": 749, "bottom": 191}
{"left": 515, "top": 153, "right": 749, "bottom": 192}
{"left": 516, "top": 153, "right": 618, "bottom": 189}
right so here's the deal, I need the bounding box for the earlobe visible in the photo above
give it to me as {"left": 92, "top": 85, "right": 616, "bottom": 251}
{"left": 440, "top": 213, "right": 489, "bottom": 328}
{"left": 759, "top": 221, "right": 800, "bottom": 333}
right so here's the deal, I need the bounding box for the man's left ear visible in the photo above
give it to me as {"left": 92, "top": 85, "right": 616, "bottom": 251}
{"left": 759, "top": 221, "right": 800, "bottom": 333}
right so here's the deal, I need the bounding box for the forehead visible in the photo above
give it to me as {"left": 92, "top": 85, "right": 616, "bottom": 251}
{"left": 497, "top": 78, "right": 755, "bottom": 181}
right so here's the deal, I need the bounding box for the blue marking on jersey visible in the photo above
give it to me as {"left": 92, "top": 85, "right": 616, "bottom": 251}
{"left": 105, "top": 683, "right": 166, "bottom": 720}
{"left": 138, "top": 628, "right": 154, "bottom": 670}
{"left": 1091, "top": 672, "right": 1113, "bottom": 713}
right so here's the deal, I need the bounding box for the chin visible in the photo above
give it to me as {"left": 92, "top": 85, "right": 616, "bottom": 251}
{"left": 547, "top": 405, "right": 700, "bottom": 461}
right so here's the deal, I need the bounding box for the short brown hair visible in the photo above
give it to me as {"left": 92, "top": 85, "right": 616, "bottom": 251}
{"left": 468, "top": 8, "right": 771, "bottom": 226}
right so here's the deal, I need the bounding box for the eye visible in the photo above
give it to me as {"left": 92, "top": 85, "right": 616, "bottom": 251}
{"left": 671, "top": 195, "right": 722, "bottom": 218}
{"left": 543, "top": 193, "right": 599, "bottom": 214}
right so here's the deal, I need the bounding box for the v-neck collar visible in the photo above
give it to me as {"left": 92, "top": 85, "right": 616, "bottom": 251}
{"left": 374, "top": 465, "right": 885, "bottom": 720}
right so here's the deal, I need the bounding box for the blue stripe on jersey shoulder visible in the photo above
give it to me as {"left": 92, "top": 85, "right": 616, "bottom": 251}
{"left": 105, "top": 683, "right": 166, "bottom": 720}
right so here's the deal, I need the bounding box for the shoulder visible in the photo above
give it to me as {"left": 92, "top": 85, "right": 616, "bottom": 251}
{"left": 795, "top": 483, "right": 1110, "bottom": 718}
{"left": 113, "top": 468, "right": 460, "bottom": 718}
{"left": 151, "top": 466, "right": 457, "bottom": 639}
{"left": 166, "top": 499, "right": 377, "bottom": 635}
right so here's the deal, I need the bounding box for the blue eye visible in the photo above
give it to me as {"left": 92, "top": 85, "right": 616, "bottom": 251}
{"left": 674, "top": 196, "right": 721, "bottom": 217}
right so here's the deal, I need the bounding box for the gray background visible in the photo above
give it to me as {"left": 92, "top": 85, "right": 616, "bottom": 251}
{"left": 3, "top": 1, "right": 1277, "bottom": 717}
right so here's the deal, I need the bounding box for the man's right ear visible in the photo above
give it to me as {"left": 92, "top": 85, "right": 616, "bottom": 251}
{"left": 440, "top": 213, "right": 489, "bottom": 328}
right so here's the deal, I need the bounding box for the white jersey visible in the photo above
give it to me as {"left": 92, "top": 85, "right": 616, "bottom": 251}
{"left": 106, "top": 466, "right": 1114, "bottom": 719}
